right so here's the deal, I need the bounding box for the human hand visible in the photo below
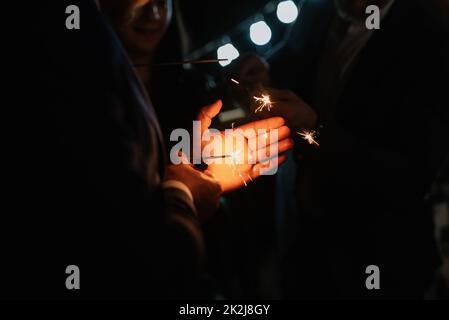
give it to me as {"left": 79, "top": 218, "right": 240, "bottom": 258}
{"left": 197, "top": 101, "right": 293, "bottom": 193}
{"left": 235, "top": 53, "right": 270, "bottom": 87}
{"left": 166, "top": 163, "right": 222, "bottom": 223}
{"left": 251, "top": 88, "right": 318, "bottom": 130}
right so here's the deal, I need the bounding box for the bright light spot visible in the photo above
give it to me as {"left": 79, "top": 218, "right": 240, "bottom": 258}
{"left": 298, "top": 130, "right": 320, "bottom": 147}
{"left": 217, "top": 43, "right": 240, "bottom": 67}
{"left": 277, "top": 0, "right": 299, "bottom": 24}
{"left": 253, "top": 94, "right": 273, "bottom": 113}
{"left": 249, "top": 21, "right": 272, "bottom": 46}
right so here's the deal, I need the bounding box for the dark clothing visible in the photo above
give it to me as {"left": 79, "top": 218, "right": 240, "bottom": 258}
{"left": 272, "top": 0, "right": 449, "bottom": 298}
{"left": 150, "top": 66, "right": 215, "bottom": 150}
{"left": 3, "top": 0, "right": 204, "bottom": 298}
{"left": 425, "top": 271, "right": 449, "bottom": 300}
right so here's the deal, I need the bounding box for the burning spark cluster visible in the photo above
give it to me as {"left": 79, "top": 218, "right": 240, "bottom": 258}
{"left": 298, "top": 130, "right": 320, "bottom": 147}
{"left": 253, "top": 94, "right": 273, "bottom": 113}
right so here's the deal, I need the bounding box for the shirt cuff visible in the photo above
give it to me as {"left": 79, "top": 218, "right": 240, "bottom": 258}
{"left": 162, "top": 180, "right": 194, "bottom": 204}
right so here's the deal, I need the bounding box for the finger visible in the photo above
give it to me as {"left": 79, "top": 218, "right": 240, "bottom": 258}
{"left": 247, "top": 126, "right": 291, "bottom": 154}
{"left": 251, "top": 154, "right": 288, "bottom": 179}
{"left": 276, "top": 153, "right": 289, "bottom": 167}
{"left": 202, "top": 168, "right": 216, "bottom": 180}
{"left": 237, "top": 117, "right": 285, "bottom": 138}
{"left": 171, "top": 150, "right": 192, "bottom": 165}
{"left": 252, "top": 138, "right": 294, "bottom": 163}
{"left": 248, "top": 125, "right": 291, "bottom": 146}
{"left": 201, "top": 169, "right": 221, "bottom": 187}
{"left": 197, "top": 100, "right": 223, "bottom": 132}
{"left": 179, "top": 151, "right": 192, "bottom": 165}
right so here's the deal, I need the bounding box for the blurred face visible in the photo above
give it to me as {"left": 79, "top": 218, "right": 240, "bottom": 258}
{"left": 99, "top": 0, "right": 151, "bottom": 25}
{"left": 100, "top": 0, "right": 173, "bottom": 55}
{"left": 334, "top": 0, "right": 392, "bottom": 23}
{"left": 122, "top": 0, "right": 173, "bottom": 55}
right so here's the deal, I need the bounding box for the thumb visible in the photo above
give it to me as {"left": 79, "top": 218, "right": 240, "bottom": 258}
{"left": 197, "top": 100, "right": 223, "bottom": 133}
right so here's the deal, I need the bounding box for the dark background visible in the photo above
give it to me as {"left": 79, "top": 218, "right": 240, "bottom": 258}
{"left": 181, "top": 0, "right": 271, "bottom": 49}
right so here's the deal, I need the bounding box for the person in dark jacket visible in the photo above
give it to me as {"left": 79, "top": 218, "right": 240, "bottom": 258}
{"left": 2, "top": 0, "right": 291, "bottom": 298}
{"left": 270, "top": 0, "right": 449, "bottom": 298}
{"left": 426, "top": 154, "right": 449, "bottom": 300}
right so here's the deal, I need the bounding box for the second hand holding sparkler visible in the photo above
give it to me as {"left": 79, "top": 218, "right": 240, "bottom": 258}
{"left": 229, "top": 79, "right": 320, "bottom": 149}
{"left": 256, "top": 87, "right": 319, "bottom": 130}
{"left": 229, "top": 77, "right": 274, "bottom": 114}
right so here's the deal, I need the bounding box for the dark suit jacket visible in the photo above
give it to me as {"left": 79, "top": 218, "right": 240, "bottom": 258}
{"left": 271, "top": 0, "right": 449, "bottom": 298}
{"left": 3, "top": 0, "right": 204, "bottom": 299}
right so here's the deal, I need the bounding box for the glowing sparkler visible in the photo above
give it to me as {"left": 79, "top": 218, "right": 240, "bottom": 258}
{"left": 206, "top": 123, "right": 253, "bottom": 188}
{"left": 298, "top": 130, "right": 320, "bottom": 148}
{"left": 231, "top": 148, "right": 254, "bottom": 187}
{"left": 253, "top": 94, "right": 273, "bottom": 113}
{"left": 135, "top": 59, "right": 229, "bottom": 68}
{"left": 229, "top": 126, "right": 254, "bottom": 187}
{"left": 231, "top": 78, "right": 240, "bottom": 85}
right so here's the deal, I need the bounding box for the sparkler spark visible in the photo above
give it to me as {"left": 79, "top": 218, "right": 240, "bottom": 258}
{"left": 231, "top": 78, "right": 240, "bottom": 85}
{"left": 209, "top": 123, "right": 252, "bottom": 188}
{"left": 231, "top": 150, "right": 248, "bottom": 187}
{"left": 230, "top": 148, "right": 251, "bottom": 187}
{"left": 298, "top": 130, "right": 320, "bottom": 148}
{"left": 230, "top": 150, "right": 242, "bottom": 163}
{"left": 253, "top": 94, "right": 273, "bottom": 113}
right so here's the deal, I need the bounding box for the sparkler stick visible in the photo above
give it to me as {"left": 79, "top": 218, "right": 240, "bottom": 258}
{"left": 134, "top": 59, "right": 229, "bottom": 68}
{"left": 298, "top": 130, "right": 320, "bottom": 148}
{"left": 203, "top": 154, "right": 234, "bottom": 161}
{"left": 230, "top": 78, "right": 273, "bottom": 114}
